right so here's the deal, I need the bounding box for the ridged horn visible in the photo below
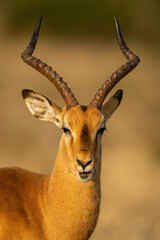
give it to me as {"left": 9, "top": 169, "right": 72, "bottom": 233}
{"left": 21, "top": 16, "right": 79, "bottom": 110}
{"left": 89, "top": 17, "right": 140, "bottom": 110}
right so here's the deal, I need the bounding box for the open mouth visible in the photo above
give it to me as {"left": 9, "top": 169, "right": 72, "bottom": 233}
{"left": 77, "top": 171, "right": 93, "bottom": 183}
{"left": 79, "top": 171, "right": 92, "bottom": 179}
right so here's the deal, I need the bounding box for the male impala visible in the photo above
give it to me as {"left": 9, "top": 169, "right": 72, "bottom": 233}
{"left": 0, "top": 17, "right": 140, "bottom": 239}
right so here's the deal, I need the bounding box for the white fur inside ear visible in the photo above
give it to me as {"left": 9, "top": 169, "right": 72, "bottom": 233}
{"left": 26, "top": 96, "right": 47, "bottom": 115}
{"left": 25, "top": 94, "right": 53, "bottom": 119}
{"left": 23, "top": 90, "right": 62, "bottom": 127}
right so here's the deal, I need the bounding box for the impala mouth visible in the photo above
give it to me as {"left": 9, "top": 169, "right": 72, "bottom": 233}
{"left": 76, "top": 170, "right": 93, "bottom": 183}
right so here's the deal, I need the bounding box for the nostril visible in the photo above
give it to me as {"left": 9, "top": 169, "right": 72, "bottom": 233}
{"left": 76, "top": 158, "right": 92, "bottom": 169}
{"left": 85, "top": 159, "right": 92, "bottom": 167}
{"left": 76, "top": 158, "right": 84, "bottom": 168}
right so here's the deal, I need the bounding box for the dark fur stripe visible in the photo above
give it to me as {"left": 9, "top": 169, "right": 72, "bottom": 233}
{"left": 81, "top": 106, "right": 87, "bottom": 112}
{"left": 81, "top": 124, "right": 89, "bottom": 142}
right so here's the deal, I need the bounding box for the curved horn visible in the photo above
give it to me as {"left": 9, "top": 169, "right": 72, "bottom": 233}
{"left": 89, "top": 17, "right": 140, "bottom": 110}
{"left": 21, "top": 17, "right": 79, "bottom": 110}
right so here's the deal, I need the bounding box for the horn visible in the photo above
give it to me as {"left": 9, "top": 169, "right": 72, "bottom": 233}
{"left": 89, "top": 17, "right": 140, "bottom": 110}
{"left": 21, "top": 16, "right": 79, "bottom": 110}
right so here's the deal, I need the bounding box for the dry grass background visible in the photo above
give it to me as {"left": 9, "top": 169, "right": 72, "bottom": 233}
{"left": 0, "top": 33, "right": 160, "bottom": 239}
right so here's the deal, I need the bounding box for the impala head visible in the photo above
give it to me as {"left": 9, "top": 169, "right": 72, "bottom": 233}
{"left": 21, "top": 17, "right": 140, "bottom": 183}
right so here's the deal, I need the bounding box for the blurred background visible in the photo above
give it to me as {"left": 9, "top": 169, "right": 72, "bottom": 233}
{"left": 0, "top": 0, "right": 160, "bottom": 239}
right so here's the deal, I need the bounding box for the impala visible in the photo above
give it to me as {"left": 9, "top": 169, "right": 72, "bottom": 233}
{"left": 0, "top": 17, "right": 140, "bottom": 240}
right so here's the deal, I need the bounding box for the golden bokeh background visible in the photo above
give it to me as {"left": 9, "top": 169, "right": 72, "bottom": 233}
{"left": 0, "top": 1, "right": 160, "bottom": 239}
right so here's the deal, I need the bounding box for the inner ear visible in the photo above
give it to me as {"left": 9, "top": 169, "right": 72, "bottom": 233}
{"left": 102, "top": 89, "right": 123, "bottom": 120}
{"left": 22, "top": 89, "right": 64, "bottom": 128}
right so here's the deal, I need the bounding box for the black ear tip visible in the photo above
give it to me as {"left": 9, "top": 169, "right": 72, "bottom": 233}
{"left": 22, "top": 89, "right": 33, "bottom": 99}
{"left": 114, "top": 89, "right": 123, "bottom": 103}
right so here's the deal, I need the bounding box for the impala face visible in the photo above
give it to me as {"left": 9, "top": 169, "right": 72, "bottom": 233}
{"left": 61, "top": 105, "right": 106, "bottom": 183}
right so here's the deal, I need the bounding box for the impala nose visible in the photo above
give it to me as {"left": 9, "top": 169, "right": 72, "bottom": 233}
{"left": 76, "top": 158, "right": 92, "bottom": 171}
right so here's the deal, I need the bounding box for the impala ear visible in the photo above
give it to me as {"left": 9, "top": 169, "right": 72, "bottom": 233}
{"left": 22, "top": 89, "right": 63, "bottom": 128}
{"left": 102, "top": 89, "right": 123, "bottom": 120}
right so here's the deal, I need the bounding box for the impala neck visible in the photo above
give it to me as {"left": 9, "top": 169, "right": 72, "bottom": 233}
{"left": 45, "top": 136, "right": 101, "bottom": 238}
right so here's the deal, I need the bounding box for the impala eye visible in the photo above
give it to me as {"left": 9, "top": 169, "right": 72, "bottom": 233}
{"left": 62, "top": 127, "right": 71, "bottom": 135}
{"left": 97, "top": 127, "right": 106, "bottom": 136}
